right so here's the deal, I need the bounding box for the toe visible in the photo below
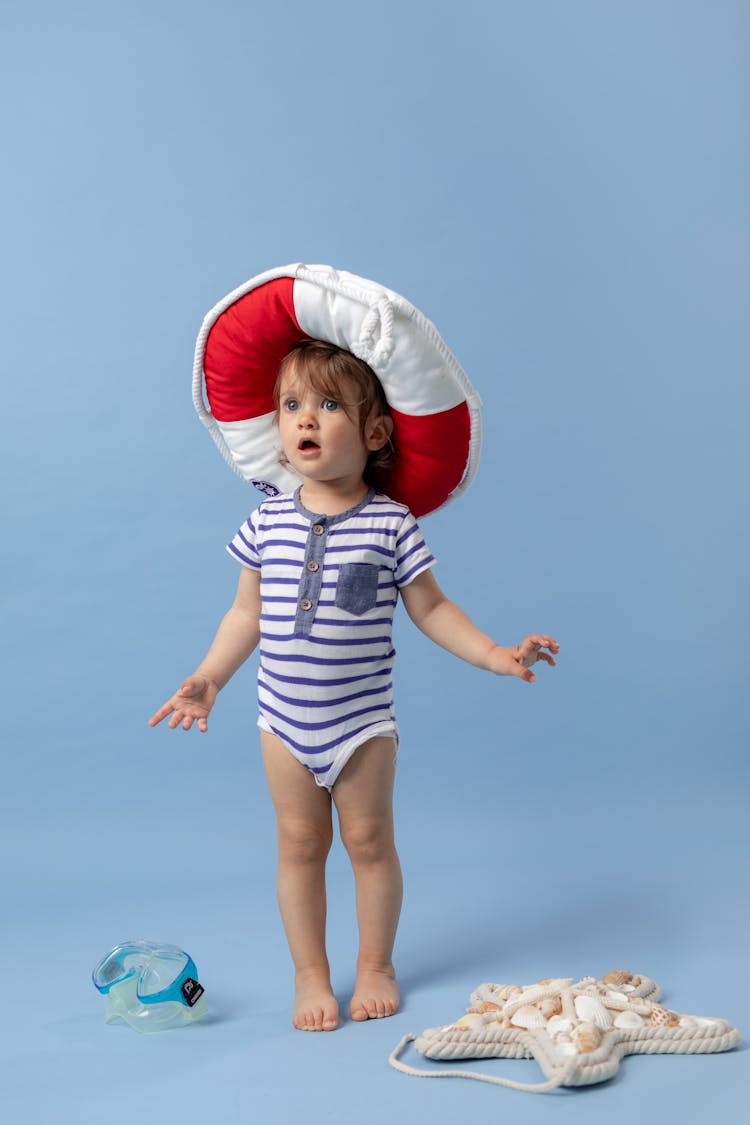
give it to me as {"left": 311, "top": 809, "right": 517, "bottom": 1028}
{"left": 350, "top": 999, "right": 368, "bottom": 1021}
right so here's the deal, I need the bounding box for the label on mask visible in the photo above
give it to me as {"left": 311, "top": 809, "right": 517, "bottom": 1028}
{"left": 182, "top": 978, "right": 205, "bottom": 1007}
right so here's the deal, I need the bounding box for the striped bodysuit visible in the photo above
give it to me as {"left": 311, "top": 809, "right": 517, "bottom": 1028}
{"left": 227, "top": 487, "right": 435, "bottom": 789}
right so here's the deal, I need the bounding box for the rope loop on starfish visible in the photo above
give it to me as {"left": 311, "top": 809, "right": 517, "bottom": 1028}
{"left": 388, "top": 1034, "right": 579, "bottom": 1094}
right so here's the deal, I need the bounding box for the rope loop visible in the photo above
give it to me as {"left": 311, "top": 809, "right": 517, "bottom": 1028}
{"left": 297, "top": 264, "right": 396, "bottom": 368}
{"left": 388, "top": 1034, "right": 578, "bottom": 1094}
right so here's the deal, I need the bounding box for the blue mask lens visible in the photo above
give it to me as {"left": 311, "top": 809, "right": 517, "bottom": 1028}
{"left": 93, "top": 941, "right": 202, "bottom": 1006}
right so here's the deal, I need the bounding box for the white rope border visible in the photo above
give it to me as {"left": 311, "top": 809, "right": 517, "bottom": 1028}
{"left": 394, "top": 1023, "right": 742, "bottom": 1091}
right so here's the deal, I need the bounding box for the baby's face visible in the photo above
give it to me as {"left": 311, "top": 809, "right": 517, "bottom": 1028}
{"left": 277, "top": 372, "right": 369, "bottom": 484}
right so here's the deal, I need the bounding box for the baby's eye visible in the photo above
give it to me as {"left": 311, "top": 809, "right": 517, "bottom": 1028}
{"left": 322, "top": 399, "right": 339, "bottom": 412}
{"left": 283, "top": 398, "right": 299, "bottom": 412}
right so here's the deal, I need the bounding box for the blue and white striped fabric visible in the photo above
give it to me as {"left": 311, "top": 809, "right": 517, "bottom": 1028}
{"left": 227, "top": 487, "right": 435, "bottom": 789}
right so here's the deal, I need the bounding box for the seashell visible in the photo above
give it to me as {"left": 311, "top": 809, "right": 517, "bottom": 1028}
{"left": 538, "top": 995, "right": 563, "bottom": 1019}
{"left": 571, "top": 1022, "right": 604, "bottom": 1054}
{"left": 650, "top": 1006, "right": 680, "bottom": 1028}
{"left": 602, "top": 971, "right": 632, "bottom": 987}
{"left": 555, "top": 978, "right": 575, "bottom": 990}
{"left": 556, "top": 1038, "right": 577, "bottom": 1057}
{"left": 630, "top": 976, "right": 642, "bottom": 987}
{"left": 678, "top": 1016, "right": 699, "bottom": 1030}
{"left": 503, "top": 985, "right": 522, "bottom": 1002}
{"left": 614, "top": 1010, "right": 644, "bottom": 1029}
{"left": 510, "top": 1003, "right": 546, "bottom": 1029}
{"left": 486, "top": 1012, "right": 509, "bottom": 1025}
{"left": 620, "top": 984, "right": 636, "bottom": 993}
{"left": 476, "top": 984, "right": 509, "bottom": 1005}
{"left": 473, "top": 1001, "right": 502, "bottom": 1013}
{"left": 602, "top": 994, "right": 629, "bottom": 1012}
{"left": 453, "top": 1014, "right": 486, "bottom": 1031}
{"left": 547, "top": 1015, "right": 574, "bottom": 1040}
{"left": 575, "top": 995, "right": 614, "bottom": 1029}
{"left": 692, "top": 1016, "right": 722, "bottom": 1028}
{"left": 475, "top": 984, "right": 507, "bottom": 1005}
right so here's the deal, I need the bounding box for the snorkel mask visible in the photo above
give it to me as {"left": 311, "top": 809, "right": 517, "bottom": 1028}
{"left": 93, "top": 940, "right": 208, "bottom": 1033}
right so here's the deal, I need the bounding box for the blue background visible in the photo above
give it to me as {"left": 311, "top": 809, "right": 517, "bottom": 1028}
{"left": 2, "top": 1, "right": 747, "bottom": 1121}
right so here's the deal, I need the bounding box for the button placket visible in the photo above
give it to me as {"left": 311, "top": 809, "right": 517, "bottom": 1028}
{"left": 294, "top": 516, "right": 328, "bottom": 635}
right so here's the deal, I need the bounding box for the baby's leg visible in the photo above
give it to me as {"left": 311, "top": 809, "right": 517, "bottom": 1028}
{"left": 333, "top": 736, "right": 402, "bottom": 1021}
{"left": 261, "top": 730, "right": 338, "bottom": 1031}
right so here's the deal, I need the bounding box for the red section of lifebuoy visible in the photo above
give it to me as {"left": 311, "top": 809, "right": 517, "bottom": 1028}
{"left": 205, "top": 278, "right": 309, "bottom": 422}
{"left": 386, "top": 403, "right": 471, "bottom": 518}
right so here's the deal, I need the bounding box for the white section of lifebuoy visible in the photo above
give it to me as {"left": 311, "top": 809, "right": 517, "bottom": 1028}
{"left": 216, "top": 413, "right": 300, "bottom": 493}
{"left": 293, "top": 269, "right": 467, "bottom": 416}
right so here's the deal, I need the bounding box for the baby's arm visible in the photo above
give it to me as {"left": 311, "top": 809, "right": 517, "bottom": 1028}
{"left": 399, "top": 569, "right": 558, "bottom": 683}
{"left": 149, "top": 566, "right": 261, "bottom": 731}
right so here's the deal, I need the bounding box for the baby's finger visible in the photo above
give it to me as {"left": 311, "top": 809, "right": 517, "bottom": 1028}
{"left": 168, "top": 709, "right": 185, "bottom": 729}
{"left": 527, "top": 634, "right": 558, "bottom": 650}
{"left": 182, "top": 715, "right": 195, "bottom": 731}
{"left": 148, "top": 701, "right": 174, "bottom": 726}
{"left": 511, "top": 660, "right": 537, "bottom": 684}
{"left": 197, "top": 717, "right": 208, "bottom": 733}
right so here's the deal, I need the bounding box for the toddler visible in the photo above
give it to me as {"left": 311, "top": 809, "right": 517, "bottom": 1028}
{"left": 149, "top": 339, "right": 558, "bottom": 1032}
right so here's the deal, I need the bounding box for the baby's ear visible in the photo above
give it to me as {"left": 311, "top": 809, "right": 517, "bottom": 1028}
{"left": 365, "top": 412, "right": 394, "bottom": 451}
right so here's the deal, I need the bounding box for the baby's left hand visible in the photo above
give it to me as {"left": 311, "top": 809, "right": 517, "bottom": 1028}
{"left": 489, "top": 635, "right": 559, "bottom": 683}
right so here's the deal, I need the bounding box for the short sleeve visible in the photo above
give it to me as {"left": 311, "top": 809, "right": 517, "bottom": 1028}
{"left": 227, "top": 508, "right": 261, "bottom": 570}
{"left": 393, "top": 511, "right": 435, "bottom": 588}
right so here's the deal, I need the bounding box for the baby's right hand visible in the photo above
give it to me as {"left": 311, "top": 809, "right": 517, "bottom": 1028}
{"left": 148, "top": 674, "right": 219, "bottom": 733}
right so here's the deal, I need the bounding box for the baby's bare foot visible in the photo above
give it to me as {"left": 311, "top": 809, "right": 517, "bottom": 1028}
{"left": 293, "top": 968, "right": 339, "bottom": 1032}
{"left": 350, "top": 965, "right": 400, "bottom": 1021}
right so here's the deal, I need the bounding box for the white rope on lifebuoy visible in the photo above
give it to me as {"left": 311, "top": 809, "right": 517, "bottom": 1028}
{"left": 192, "top": 262, "right": 483, "bottom": 512}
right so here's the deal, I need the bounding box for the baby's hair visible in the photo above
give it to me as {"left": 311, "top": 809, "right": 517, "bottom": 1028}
{"left": 274, "top": 340, "right": 396, "bottom": 486}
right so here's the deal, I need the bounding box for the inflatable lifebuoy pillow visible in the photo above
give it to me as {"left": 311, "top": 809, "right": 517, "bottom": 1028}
{"left": 192, "top": 264, "right": 481, "bottom": 518}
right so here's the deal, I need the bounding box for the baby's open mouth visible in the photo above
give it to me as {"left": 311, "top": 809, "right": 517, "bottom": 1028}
{"left": 298, "top": 439, "right": 320, "bottom": 451}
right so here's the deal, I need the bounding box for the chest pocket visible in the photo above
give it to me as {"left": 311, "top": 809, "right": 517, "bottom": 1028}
{"left": 335, "top": 562, "right": 380, "bottom": 616}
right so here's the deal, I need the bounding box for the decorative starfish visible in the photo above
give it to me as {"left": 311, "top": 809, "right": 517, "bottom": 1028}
{"left": 389, "top": 972, "right": 741, "bottom": 1092}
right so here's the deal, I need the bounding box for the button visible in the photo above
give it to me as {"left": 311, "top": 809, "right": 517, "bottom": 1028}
{"left": 312, "top": 524, "right": 325, "bottom": 536}
{"left": 300, "top": 599, "right": 313, "bottom": 611}
{"left": 306, "top": 561, "right": 319, "bottom": 572}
